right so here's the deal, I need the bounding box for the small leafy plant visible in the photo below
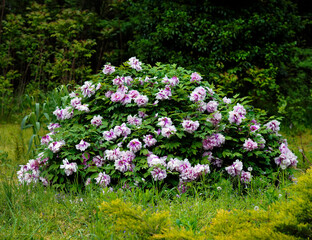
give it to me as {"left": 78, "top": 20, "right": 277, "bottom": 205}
{"left": 18, "top": 58, "right": 298, "bottom": 191}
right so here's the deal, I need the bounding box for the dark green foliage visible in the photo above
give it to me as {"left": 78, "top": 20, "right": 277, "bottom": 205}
{"left": 278, "top": 47, "right": 312, "bottom": 129}
{"left": 116, "top": 0, "right": 302, "bottom": 115}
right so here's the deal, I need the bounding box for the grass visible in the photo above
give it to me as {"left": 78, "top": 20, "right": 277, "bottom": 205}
{"left": 0, "top": 123, "right": 311, "bottom": 239}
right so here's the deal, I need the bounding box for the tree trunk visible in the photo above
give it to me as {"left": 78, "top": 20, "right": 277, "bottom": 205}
{"left": 0, "top": 0, "right": 5, "bottom": 43}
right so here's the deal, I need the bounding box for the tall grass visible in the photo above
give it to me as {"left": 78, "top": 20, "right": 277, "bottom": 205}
{"left": 0, "top": 124, "right": 33, "bottom": 181}
{"left": 0, "top": 123, "right": 311, "bottom": 239}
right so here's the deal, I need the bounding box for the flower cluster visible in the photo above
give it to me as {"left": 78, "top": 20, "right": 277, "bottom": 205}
{"left": 202, "top": 133, "right": 225, "bottom": 150}
{"left": 102, "top": 64, "right": 115, "bottom": 75}
{"left": 275, "top": 143, "right": 298, "bottom": 169}
{"left": 103, "top": 123, "right": 131, "bottom": 141}
{"left": 127, "top": 115, "right": 142, "bottom": 126}
{"left": 167, "top": 158, "right": 210, "bottom": 182}
{"left": 60, "top": 159, "right": 78, "bottom": 176}
{"left": 17, "top": 152, "right": 49, "bottom": 186}
{"left": 91, "top": 115, "right": 103, "bottom": 126}
{"left": 76, "top": 140, "right": 90, "bottom": 152}
{"left": 18, "top": 57, "right": 297, "bottom": 191}
{"left": 95, "top": 172, "right": 111, "bottom": 187}
{"left": 81, "top": 81, "right": 100, "bottom": 98}
{"left": 157, "top": 117, "right": 177, "bottom": 138}
{"left": 128, "top": 57, "right": 142, "bottom": 71}
{"left": 229, "top": 103, "right": 246, "bottom": 125}
{"left": 48, "top": 140, "right": 65, "bottom": 153}
{"left": 143, "top": 134, "right": 157, "bottom": 148}
{"left": 225, "top": 159, "right": 252, "bottom": 183}
{"left": 53, "top": 106, "right": 74, "bottom": 120}
{"left": 156, "top": 85, "right": 172, "bottom": 100}
{"left": 190, "top": 87, "right": 206, "bottom": 102}
{"left": 190, "top": 72, "right": 202, "bottom": 83}
{"left": 265, "top": 120, "right": 280, "bottom": 134}
{"left": 181, "top": 119, "right": 200, "bottom": 134}
{"left": 243, "top": 138, "right": 258, "bottom": 151}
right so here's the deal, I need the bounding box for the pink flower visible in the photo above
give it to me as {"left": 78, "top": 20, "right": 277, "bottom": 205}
{"left": 156, "top": 87, "right": 171, "bottom": 100}
{"left": 190, "top": 72, "right": 202, "bottom": 83}
{"left": 48, "top": 123, "right": 61, "bottom": 132}
{"left": 69, "top": 92, "right": 79, "bottom": 98}
{"left": 111, "top": 92, "right": 125, "bottom": 103}
{"left": 181, "top": 120, "right": 199, "bottom": 133}
{"left": 114, "top": 158, "right": 133, "bottom": 172}
{"left": 233, "top": 103, "right": 246, "bottom": 118}
{"left": 93, "top": 155, "right": 105, "bottom": 167}
{"left": 76, "top": 140, "right": 90, "bottom": 151}
{"left": 48, "top": 140, "right": 65, "bottom": 153}
{"left": 138, "top": 111, "right": 148, "bottom": 118}
{"left": 151, "top": 167, "right": 167, "bottom": 181}
{"left": 223, "top": 97, "right": 231, "bottom": 104}
{"left": 71, "top": 97, "right": 82, "bottom": 108}
{"left": 105, "top": 91, "right": 114, "bottom": 98}
{"left": 161, "top": 125, "right": 177, "bottom": 138}
{"left": 76, "top": 104, "right": 90, "bottom": 112}
{"left": 60, "top": 159, "right": 78, "bottom": 176}
{"left": 275, "top": 143, "right": 298, "bottom": 169}
{"left": 134, "top": 95, "right": 149, "bottom": 106}
{"left": 128, "top": 57, "right": 142, "bottom": 71}
{"left": 157, "top": 117, "right": 173, "bottom": 128}
{"left": 127, "top": 115, "right": 142, "bottom": 126}
{"left": 114, "top": 123, "right": 131, "bottom": 137}
{"left": 243, "top": 138, "right": 258, "bottom": 151}
{"left": 228, "top": 111, "right": 243, "bottom": 125}
{"left": 206, "top": 87, "right": 214, "bottom": 96}
{"left": 264, "top": 120, "right": 280, "bottom": 133}
{"left": 206, "top": 101, "right": 219, "bottom": 113}
{"left": 17, "top": 164, "right": 40, "bottom": 185}
{"left": 250, "top": 124, "right": 260, "bottom": 132}
{"left": 167, "top": 158, "right": 181, "bottom": 172}
{"left": 208, "top": 111, "right": 222, "bottom": 126}
{"left": 53, "top": 107, "right": 73, "bottom": 120}
{"left": 128, "top": 90, "right": 140, "bottom": 99}
{"left": 225, "top": 160, "right": 243, "bottom": 177}
{"left": 102, "top": 64, "right": 115, "bottom": 75}
{"left": 112, "top": 76, "right": 124, "bottom": 86}
{"left": 121, "top": 94, "right": 131, "bottom": 105}
{"left": 197, "top": 101, "right": 207, "bottom": 112}
{"left": 180, "top": 167, "right": 197, "bottom": 182}
{"left": 202, "top": 133, "right": 225, "bottom": 150}
{"left": 81, "top": 81, "right": 95, "bottom": 98}
{"left": 91, "top": 115, "right": 103, "bottom": 126}
{"left": 41, "top": 134, "right": 53, "bottom": 145}
{"left": 177, "top": 159, "right": 191, "bottom": 173}
{"left": 241, "top": 171, "right": 252, "bottom": 183}
{"left": 85, "top": 178, "right": 91, "bottom": 186}
{"left": 127, "top": 139, "right": 142, "bottom": 153}
{"left": 190, "top": 87, "right": 206, "bottom": 102}
{"left": 95, "top": 172, "right": 111, "bottom": 187}
{"left": 169, "top": 76, "right": 179, "bottom": 86}
{"left": 103, "top": 129, "right": 117, "bottom": 141}
{"left": 147, "top": 154, "right": 167, "bottom": 167}
{"left": 124, "top": 76, "right": 134, "bottom": 85}
{"left": 143, "top": 134, "right": 157, "bottom": 148}
{"left": 105, "top": 148, "right": 121, "bottom": 161}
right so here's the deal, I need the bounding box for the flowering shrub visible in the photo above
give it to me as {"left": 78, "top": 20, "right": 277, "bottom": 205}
{"left": 17, "top": 58, "right": 298, "bottom": 190}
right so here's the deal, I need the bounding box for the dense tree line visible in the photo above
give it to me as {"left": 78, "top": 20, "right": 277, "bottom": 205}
{"left": 0, "top": 0, "right": 311, "bottom": 127}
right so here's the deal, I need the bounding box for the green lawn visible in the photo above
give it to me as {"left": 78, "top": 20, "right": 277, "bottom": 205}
{"left": 0, "top": 123, "right": 311, "bottom": 239}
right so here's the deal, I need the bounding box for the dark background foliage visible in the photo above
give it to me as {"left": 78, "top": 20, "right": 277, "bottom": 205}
{"left": 0, "top": 0, "right": 312, "bottom": 129}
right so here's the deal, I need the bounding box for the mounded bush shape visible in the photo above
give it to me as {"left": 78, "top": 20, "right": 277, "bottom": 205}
{"left": 18, "top": 58, "right": 298, "bottom": 190}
